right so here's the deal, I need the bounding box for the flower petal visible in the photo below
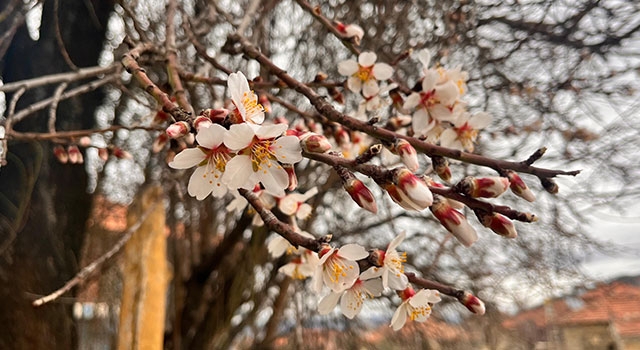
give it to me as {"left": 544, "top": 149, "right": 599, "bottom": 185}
{"left": 390, "top": 303, "right": 408, "bottom": 331}
{"left": 338, "top": 60, "right": 359, "bottom": 76}
{"left": 273, "top": 136, "right": 302, "bottom": 163}
{"left": 416, "top": 49, "right": 431, "bottom": 68}
{"left": 341, "top": 289, "right": 364, "bottom": 319}
{"left": 338, "top": 244, "right": 369, "bottom": 260}
{"left": 387, "top": 231, "right": 406, "bottom": 251}
{"left": 439, "top": 128, "right": 459, "bottom": 149}
{"left": 255, "top": 123, "right": 288, "bottom": 139}
{"left": 188, "top": 166, "right": 213, "bottom": 200}
{"left": 196, "top": 123, "right": 226, "bottom": 149}
{"left": 256, "top": 165, "right": 289, "bottom": 197}
{"left": 412, "top": 108, "right": 435, "bottom": 135}
{"left": 373, "top": 63, "right": 393, "bottom": 80}
{"left": 360, "top": 267, "right": 382, "bottom": 280}
{"left": 362, "top": 80, "right": 380, "bottom": 98}
{"left": 318, "top": 292, "right": 342, "bottom": 315}
{"left": 435, "top": 80, "right": 459, "bottom": 106}
{"left": 358, "top": 52, "right": 377, "bottom": 67}
{"left": 347, "top": 76, "right": 362, "bottom": 93}
{"left": 363, "top": 278, "right": 383, "bottom": 297}
{"left": 228, "top": 71, "right": 250, "bottom": 108}
{"left": 169, "top": 148, "right": 206, "bottom": 169}
{"left": 222, "top": 154, "right": 254, "bottom": 189}
{"left": 225, "top": 123, "right": 255, "bottom": 151}
{"left": 403, "top": 93, "right": 421, "bottom": 110}
{"left": 469, "top": 112, "right": 492, "bottom": 129}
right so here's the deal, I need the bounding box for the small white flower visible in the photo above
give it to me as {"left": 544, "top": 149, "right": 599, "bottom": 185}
{"left": 228, "top": 71, "right": 265, "bottom": 124}
{"left": 279, "top": 249, "right": 320, "bottom": 280}
{"left": 440, "top": 112, "right": 492, "bottom": 152}
{"left": 223, "top": 123, "right": 303, "bottom": 197}
{"left": 318, "top": 278, "right": 383, "bottom": 319}
{"left": 313, "top": 243, "right": 369, "bottom": 293}
{"left": 268, "top": 231, "right": 315, "bottom": 258}
{"left": 360, "top": 232, "right": 409, "bottom": 290}
{"left": 390, "top": 288, "right": 441, "bottom": 331}
{"left": 338, "top": 51, "right": 394, "bottom": 97}
{"left": 277, "top": 187, "right": 318, "bottom": 220}
{"left": 169, "top": 124, "right": 232, "bottom": 200}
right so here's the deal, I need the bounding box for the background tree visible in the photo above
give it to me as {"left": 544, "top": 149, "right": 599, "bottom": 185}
{"left": 1, "top": 0, "right": 638, "bottom": 349}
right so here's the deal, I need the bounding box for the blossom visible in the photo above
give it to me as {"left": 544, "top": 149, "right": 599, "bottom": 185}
{"left": 277, "top": 187, "right": 318, "bottom": 220}
{"left": 279, "top": 249, "right": 320, "bottom": 280}
{"left": 439, "top": 112, "right": 492, "bottom": 152}
{"left": 228, "top": 71, "right": 265, "bottom": 124}
{"left": 318, "top": 278, "right": 383, "bottom": 319}
{"left": 391, "top": 287, "right": 441, "bottom": 331}
{"left": 223, "top": 123, "right": 302, "bottom": 197}
{"left": 313, "top": 243, "right": 369, "bottom": 293}
{"left": 166, "top": 121, "right": 190, "bottom": 139}
{"left": 335, "top": 22, "right": 365, "bottom": 43}
{"left": 169, "top": 124, "right": 232, "bottom": 200}
{"left": 384, "top": 168, "right": 433, "bottom": 211}
{"left": 457, "top": 176, "right": 509, "bottom": 198}
{"left": 344, "top": 177, "right": 378, "bottom": 214}
{"left": 360, "top": 232, "right": 409, "bottom": 290}
{"left": 268, "top": 230, "right": 315, "bottom": 258}
{"left": 430, "top": 195, "right": 478, "bottom": 247}
{"left": 338, "top": 52, "right": 393, "bottom": 97}
{"left": 506, "top": 170, "right": 536, "bottom": 202}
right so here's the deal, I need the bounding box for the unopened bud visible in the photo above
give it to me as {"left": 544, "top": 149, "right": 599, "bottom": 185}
{"left": 153, "top": 109, "right": 170, "bottom": 125}
{"left": 152, "top": 133, "right": 169, "bottom": 153}
{"left": 477, "top": 211, "right": 517, "bottom": 238}
{"left": 541, "top": 177, "right": 559, "bottom": 194}
{"left": 506, "top": 171, "right": 535, "bottom": 202}
{"left": 274, "top": 116, "right": 288, "bottom": 124}
{"left": 432, "top": 156, "right": 451, "bottom": 182}
{"left": 459, "top": 291, "right": 485, "bottom": 315}
{"left": 283, "top": 164, "right": 298, "bottom": 191}
{"left": 335, "top": 22, "right": 364, "bottom": 44}
{"left": 329, "top": 87, "right": 344, "bottom": 104}
{"left": 368, "top": 249, "right": 385, "bottom": 267}
{"left": 430, "top": 195, "right": 478, "bottom": 247}
{"left": 98, "top": 148, "right": 109, "bottom": 161}
{"left": 457, "top": 176, "right": 509, "bottom": 198}
{"left": 67, "top": 145, "right": 83, "bottom": 164}
{"left": 300, "top": 132, "right": 332, "bottom": 153}
{"left": 387, "top": 114, "right": 412, "bottom": 130}
{"left": 392, "top": 139, "right": 419, "bottom": 172}
{"left": 355, "top": 144, "right": 382, "bottom": 164}
{"left": 385, "top": 168, "right": 433, "bottom": 211}
{"left": 113, "top": 147, "right": 132, "bottom": 159}
{"left": 344, "top": 177, "right": 378, "bottom": 214}
{"left": 334, "top": 126, "right": 350, "bottom": 148}
{"left": 389, "top": 90, "right": 407, "bottom": 114}
{"left": 259, "top": 94, "right": 271, "bottom": 113}
{"left": 166, "top": 121, "right": 190, "bottom": 139}
{"left": 79, "top": 136, "right": 91, "bottom": 147}
{"left": 201, "top": 108, "right": 229, "bottom": 123}
{"left": 193, "top": 115, "right": 213, "bottom": 132}
{"left": 313, "top": 72, "right": 328, "bottom": 82}
{"left": 53, "top": 145, "right": 69, "bottom": 164}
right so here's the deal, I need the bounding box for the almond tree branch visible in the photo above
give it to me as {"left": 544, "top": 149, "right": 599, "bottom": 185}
{"left": 166, "top": 0, "right": 194, "bottom": 116}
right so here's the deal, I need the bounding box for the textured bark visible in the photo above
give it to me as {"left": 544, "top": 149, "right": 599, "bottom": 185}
{"left": 0, "top": 1, "right": 113, "bottom": 348}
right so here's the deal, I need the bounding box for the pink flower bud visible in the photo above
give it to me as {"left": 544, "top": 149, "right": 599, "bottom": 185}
{"left": 113, "top": 147, "right": 132, "bottom": 159}
{"left": 152, "top": 133, "right": 169, "bottom": 153}
{"left": 479, "top": 211, "right": 517, "bottom": 238}
{"left": 334, "top": 127, "right": 350, "bottom": 148}
{"left": 67, "top": 145, "right": 83, "bottom": 164}
{"left": 79, "top": 136, "right": 91, "bottom": 147}
{"left": 460, "top": 291, "right": 485, "bottom": 315}
{"left": 397, "top": 286, "right": 417, "bottom": 301}
{"left": 335, "top": 22, "right": 364, "bottom": 42}
{"left": 53, "top": 145, "right": 69, "bottom": 164}
{"left": 430, "top": 195, "right": 477, "bottom": 247}
{"left": 432, "top": 156, "right": 451, "bottom": 183}
{"left": 193, "top": 115, "right": 212, "bottom": 132}
{"left": 344, "top": 178, "right": 377, "bottom": 214}
{"left": 394, "top": 139, "right": 419, "bottom": 172}
{"left": 98, "top": 148, "right": 109, "bottom": 161}
{"left": 166, "top": 121, "right": 190, "bottom": 139}
{"left": 385, "top": 168, "right": 433, "bottom": 211}
{"left": 153, "top": 109, "right": 170, "bottom": 125}
{"left": 387, "top": 114, "right": 412, "bottom": 130}
{"left": 458, "top": 176, "right": 509, "bottom": 198}
{"left": 506, "top": 171, "right": 535, "bottom": 202}
{"left": 300, "top": 132, "right": 332, "bottom": 153}
{"left": 201, "top": 108, "right": 229, "bottom": 123}
{"left": 283, "top": 164, "right": 298, "bottom": 191}
{"left": 329, "top": 87, "right": 344, "bottom": 104}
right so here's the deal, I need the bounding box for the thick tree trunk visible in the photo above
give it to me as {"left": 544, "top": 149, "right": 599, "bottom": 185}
{"left": 0, "top": 1, "right": 113, "bottom": 348}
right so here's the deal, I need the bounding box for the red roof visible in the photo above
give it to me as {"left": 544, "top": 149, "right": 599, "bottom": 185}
{"left": 504, "top": 282, "right": 640, "bottom": 337}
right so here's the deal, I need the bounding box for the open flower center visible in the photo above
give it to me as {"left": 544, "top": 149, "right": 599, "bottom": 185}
{"left": 419, "top": 90, "right": 437, "bottom": 108}
{"left": 409, "top": 303, "right": 431, "bottom": 321}
{"left": 355, "top": 66, "right": 374, "bottom": 81}
{"left": 241, "top": 91, "right": 264, "bottom": 116}
{"left": 386, "top": 251, "right": 407, "bottom": 276}
{"left": 327, "top": 256, "right": 354, "bottom": 283}
{"left": 455, "top": 122, "right": 478, "bottom": 149}
{"left": 245, "top": 138, "right": 280, "bottom": 173}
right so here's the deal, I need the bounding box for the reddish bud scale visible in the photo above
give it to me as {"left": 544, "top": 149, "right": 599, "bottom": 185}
{"left": 459, "top": 176, "right": 509, "bottom": 198}
{"left": 98, "top": 148, "right": 109, "bottom": 161}
{"left": 67, "top": 145, "right": 83, "bottom": 164}
{"left": 283, "top": 164, "right": 298, "bottom": 191}
{"left": 460, "top": 292, "right": 486, "bottom": 315}
{"left": 344, "top": 178, "right": 378, "bottom": 214}
{"left": 393, "top": 139, "right": 419, "bottom": 172}
{"left": 53, "top": 145, "right": 69, "bottom": 164}
{"left": 398, "top": 286, "right": 417, "bottom": 301}
{"left": 329, "top": 87, "right": 344, "bottom": 104}
{"left": 481, "top": 212, "right": 517, "bottom": 238}
{"left": 193, "top": 115, "right": 213, "bottom": 131}
{"left": 300, "top": 133, "right": 332, "bottom": 153}
{"left": 201, "top": 108, "right": 229, "bottom": 123}
{"left": 368, "top": 249, "right": 385, "bottom": 267}
{"left": 113, "top": 147, "right": 132, "bottom": 159}
{"left": 506, "top": 171, "right": 535, "bottom": 202}
{"left": 153, "top": 109, "right": 170, "bottom": 125}
{"left": 430, "top": 195, "right": 478, "bottom": 247}
{"left": 334, "top": 127, "right": 350, "bottom": 148}
{"left": 152, "top": 133, "right": 169, "bottom": 153}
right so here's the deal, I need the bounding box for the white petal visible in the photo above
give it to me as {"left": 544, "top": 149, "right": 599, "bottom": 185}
{"left": 403, "top": 93, "right": 421, "bottom": 110}
{"left": 439, "top": 128, "right": 459, "bottom": 149}
{"left": 416, "top": 49, "right": 431, "bottom": 67}
{"left": 359, "top": 267, "right": 382, "bottom": 280}
{"left": 422, "top": 70, "right": 439, "bottom": 92}
{"left": 373, "top": 63, "right": 393, "bottom": 80}
{"left": 196, "top": 123, "right": 225, "bottom": 149}
{"left": 362, "top": 80, "right": 380, "bottom": 98}
{"left": 338, "top": 244, "right": 369, "bottom": 260}
{"left": 363, "top": 278, "right": 383, "bottom": 297}
{"left": 435, "top": 80, "right": 459, "bottom": 106}
{"left": 469, "top": 112, "right": 492, "bottom": 129}
{"left": 313, "top": 266, "right": 324, "bottom": 293}
{"left": 278, "top": 195, "right": 298, "bottom": 216}
{"left": 430, "top": 104, "right": 457, "bottom": 122}
{"left": 412, "top": 109, "right": 435, "bottom": 135}
{"left": 228, "top": 72, "right": 250, "bottom": 105}
{"left": 347, "top": 76, "right": 362, "bottom": 93}
{"left": 256, "top": 165, "right": 289, "bottom": 197}
{"left": 256, "top": 123, "right": 288, "bottom": 139}
{"left": 338, "top": 60, "right": 359, "bottom": 76}
{"left": 358, "top": 52, "right": 377, "bottom": 67}
{"left": 273, "top": 136, "right": 302, "bottom": 163}
{"left": 225, "top": 123, "right": 255, "bottom": 151}
{"left": 267, "top": 235, "right": 290, "bottom": 258}
{"left": 188, "top": 166, "right": 213, "bottom": 200}
{"left": 390, "top": 303, "right": 408, "bottom": 331}
{"left": 169, "top": 148, "right": 206, "bottom": 169}
{"left": 296, "top": 203, "right": 312, "bottom": 220}
{"left": 318, "top": 292, "right": 342, "bottom": 315}
{"left": 340, "top": 289, "right": 364, "bottom": 319}
{"left": 222, "top": 155, "right": 254, "bottom": 189}
{"left": 387, "top": 273, "right": 409, "bottom": 290}
{"left": 387, "top": 231, "right": 406, "bottom": 251}
{"left": 209, "top": 171, "right": 228, "bottom": 198}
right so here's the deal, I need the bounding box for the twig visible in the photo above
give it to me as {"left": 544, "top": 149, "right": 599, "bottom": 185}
{"left": 6, "top": 125, "right": 163, "bottom": 141}
{"left": 0, "top": 64, "right": 118, "bottom": 93}
{"left": 182, "top": 20, "right": 233, "bottom": 75}
{"left": 54, "top": 0, "right": 78, "bottom": 71}
{"left": 293, "top": 0, "right": 361, "bottom": 55}
{"left": 228, "top": 34, "right": 580, "bottom": 180}
{"left": 165, "top": 0, "right": 194, "bottom": 116}
{"left": 32, "top": 202, "right": 158, "bottom": 307}
{"left": 236, "top": 0, "right": 262, "bottom": 36}
{"left": 47, "top": 83, "right": 68, "bottom": 134}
